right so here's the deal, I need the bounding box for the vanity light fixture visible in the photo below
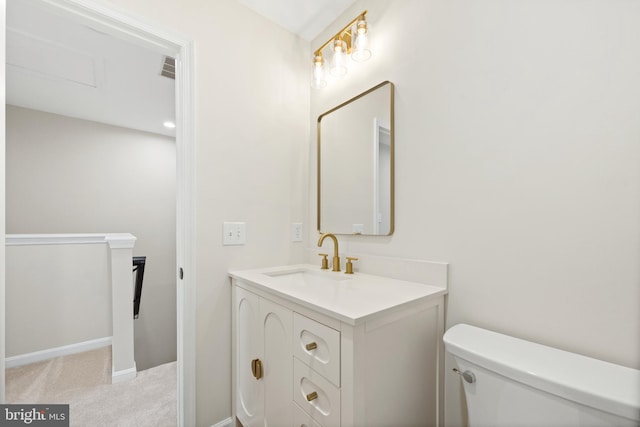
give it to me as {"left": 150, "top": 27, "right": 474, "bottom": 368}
{"left": 311, "top": 10, "right": 372, "bottom": 89}
{"left": 352, "top": 17, "right": 371, "bottom": 62}
{"left": 330, "top": 39, "right": 348, "bottom": 76}
{"left": 311, "top": 53, "right": 327, "bottom": 89}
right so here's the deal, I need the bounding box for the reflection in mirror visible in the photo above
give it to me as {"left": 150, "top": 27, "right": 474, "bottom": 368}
{"left": 318, "top": 81, "right": 394, "bottom": 235}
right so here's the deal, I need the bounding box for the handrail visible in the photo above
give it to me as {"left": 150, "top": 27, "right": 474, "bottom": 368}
{"left": 6, "top": 233, "right": 136, "bottom": 246}
{"left": 133, "top": 256, "right": 147, "bottom": 319}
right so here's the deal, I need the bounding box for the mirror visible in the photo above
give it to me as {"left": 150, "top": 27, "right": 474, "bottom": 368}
{"left": 317, "top": 81, "right": 394, "bottom": 235}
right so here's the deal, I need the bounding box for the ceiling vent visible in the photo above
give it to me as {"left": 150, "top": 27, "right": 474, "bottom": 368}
{"left": 160, "top": 56, "right": 175, "bottom": 79}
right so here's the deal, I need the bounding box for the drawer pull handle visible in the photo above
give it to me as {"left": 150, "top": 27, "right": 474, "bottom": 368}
{"left": 306, "top": 391, "right": 318, "bottom": 401}
{"left": 251, "top": 358, "right": 263, "bottom": 380}
{"left": 305, "top": 342, "right": 318, "bottom": 351}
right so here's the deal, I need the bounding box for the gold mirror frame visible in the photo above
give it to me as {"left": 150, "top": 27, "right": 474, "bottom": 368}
{"left": 317, "top": 81, "right": 394, "bottom": 236}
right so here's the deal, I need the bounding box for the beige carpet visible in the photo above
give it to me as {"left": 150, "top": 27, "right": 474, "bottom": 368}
{"left": 6, "top": 346, "right": 177, "bottom": 426}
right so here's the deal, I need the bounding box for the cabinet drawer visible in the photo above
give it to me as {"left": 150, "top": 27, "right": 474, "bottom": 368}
{"left": 293, "top": 402, "right": 323, "bottom": 427}
{"left": 294, "top": 358, "right": 340, "bottom": 427}
{"left": 293, "top": 313, "right": 340, "bottom": 386}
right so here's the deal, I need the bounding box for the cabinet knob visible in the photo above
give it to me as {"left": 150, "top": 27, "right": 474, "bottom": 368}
{"left": 251, "top": 358, "right": 263, "bottom": 380}
{"left": 306, "top": 391, "right": 318, "bottom": 401}
{"left": 305, "top": 342, "right": 318, "bottom": 351}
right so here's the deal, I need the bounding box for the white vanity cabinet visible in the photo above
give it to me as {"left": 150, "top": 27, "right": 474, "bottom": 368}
{"left": 231, "top": 265, "right": 447, "bottom": 427}
{"left": 233, "top": 286, "right": 293, "bottom": 427}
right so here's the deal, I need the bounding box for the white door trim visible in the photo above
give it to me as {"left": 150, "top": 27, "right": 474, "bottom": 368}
{"left": 17, "top": 1, "right": 196, "bottom": 425}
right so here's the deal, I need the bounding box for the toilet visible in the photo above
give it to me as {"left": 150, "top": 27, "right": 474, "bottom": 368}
{"left": 443, "top": 324, "right": 640, "bottom": 427}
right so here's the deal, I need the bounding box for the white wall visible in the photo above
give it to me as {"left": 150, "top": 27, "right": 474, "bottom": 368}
{"left": 0, "top": 0, "right": 6, "bottom": 402}
{"left": 88, "top": 1, "right": 310, "bottom": 425}
{"left": 311, "top": 1, "right": 640, "bottom": 426}
{"left": 5, "top": 106, "right": 177, "bottom": 371}
{"left": 5, "top": 243, "right": 110, "bottom": 356}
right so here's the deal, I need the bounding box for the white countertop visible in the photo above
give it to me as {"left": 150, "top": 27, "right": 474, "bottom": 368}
{"left": 229, "top": 264, "right": 447, "bottom": 325}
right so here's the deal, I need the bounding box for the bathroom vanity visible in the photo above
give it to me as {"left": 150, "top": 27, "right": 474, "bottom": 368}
{"left": 230, "top": 264, "right": 447, "bottom": 427}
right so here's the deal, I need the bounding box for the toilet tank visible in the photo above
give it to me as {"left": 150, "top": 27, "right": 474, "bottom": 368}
{"left": 443, "top": 324, "right": 640, "bottom": 427}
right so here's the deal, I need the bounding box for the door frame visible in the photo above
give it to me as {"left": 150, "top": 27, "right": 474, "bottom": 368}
{"left": 3, "top": 0, "right": 196, "bottom": 425}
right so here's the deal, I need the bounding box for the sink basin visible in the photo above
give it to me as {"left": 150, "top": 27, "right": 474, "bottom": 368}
{"left": 264, "top": 267, "right": 351, "bottom": 288}
{"left": 229, "top": 263, "right": 447, "bottom": 325}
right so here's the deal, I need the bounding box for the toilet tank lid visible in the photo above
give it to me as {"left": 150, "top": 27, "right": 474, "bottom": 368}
{"left": 443, "top": 324, "right": 640, "bottom": 422}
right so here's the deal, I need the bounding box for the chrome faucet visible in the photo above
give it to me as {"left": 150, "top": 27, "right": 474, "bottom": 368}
{"left": 317, "top": 233, "right": 340, "bottom": 272}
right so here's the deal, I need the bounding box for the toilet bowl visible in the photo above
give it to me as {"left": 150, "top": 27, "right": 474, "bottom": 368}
{"left": 443, "top": 324, "right": 640, "bottom": 427}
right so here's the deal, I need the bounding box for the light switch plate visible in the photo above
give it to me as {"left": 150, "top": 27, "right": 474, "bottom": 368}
{"left": 223, "top": 222, "right": 246, "bottom": 245}
{"left": 292, "top": 223, "right": 303, "bottom": 242}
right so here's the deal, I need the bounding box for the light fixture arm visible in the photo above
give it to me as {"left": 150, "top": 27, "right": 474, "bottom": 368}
{"left": 313, "top": 10, "right": 368, "bottom": 57}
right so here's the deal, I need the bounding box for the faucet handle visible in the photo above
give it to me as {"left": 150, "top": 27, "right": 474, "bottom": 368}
{"left": 345, "top": 257, "right": 359, "bottom": 274}
{"left": 318, "top": 253, "right": 329, "bottom": 270}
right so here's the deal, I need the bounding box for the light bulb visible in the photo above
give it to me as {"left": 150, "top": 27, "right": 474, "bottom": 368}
{"left": 330, "top": 39, "right": 348, "bottom": 76}
{"left": 351, "top": 19, "right": 371, "bottom": 62}
{"left": 311, "top": 54, "right": 327, "bottom": 89}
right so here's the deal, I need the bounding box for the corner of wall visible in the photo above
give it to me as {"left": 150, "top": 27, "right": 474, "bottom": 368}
{"left": 1, "top": 0, "right": 6, "bottom": 403}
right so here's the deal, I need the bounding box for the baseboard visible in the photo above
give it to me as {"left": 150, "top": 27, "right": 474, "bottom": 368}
{"left": 211, "top": 417, "right": 233, "bottom": 427}
{"left": 5, "top": 336, "right": 112, "bottom": 368}
{"left": 112, "top": 363, "right": 137, "bottom": 383}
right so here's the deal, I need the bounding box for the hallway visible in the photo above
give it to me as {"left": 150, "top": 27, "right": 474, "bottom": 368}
{"left": 6, "top": 347, "right": 176, "bottom": 426}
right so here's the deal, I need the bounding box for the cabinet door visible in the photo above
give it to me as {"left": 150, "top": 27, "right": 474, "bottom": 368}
{"left": 235, "top": 287, "right": 263, "bottom": 427}
{"left": 261, "top": 298, "right": 293, "bottom": 427}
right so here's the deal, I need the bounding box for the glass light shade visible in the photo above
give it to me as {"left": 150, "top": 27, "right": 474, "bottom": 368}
{"left": 311, "top": 55, "right": 327, "bottom": 89}
{"left": 351, "top": 20, "right": 371, "bottom": 62}
{"left": 330, "top": 39, "right": 348, "bottom": 76}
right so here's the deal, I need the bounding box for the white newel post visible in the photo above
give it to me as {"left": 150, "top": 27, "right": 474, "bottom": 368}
{"left": 106, "top": 233, "right": 137, "bottom": 383}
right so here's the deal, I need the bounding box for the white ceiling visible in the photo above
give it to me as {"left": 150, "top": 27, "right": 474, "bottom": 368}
{"left": 5, "top": 0, "right": 354, "bottom": 138}
{"left": 6, "top": 0, "right": 176, "bottom": 137}
{"left": 238, "top": 0, "right": 356, "bottom": 41}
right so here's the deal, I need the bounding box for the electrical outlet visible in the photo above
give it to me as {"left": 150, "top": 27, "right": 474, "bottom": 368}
{"left": 292, "top": 223, "right": 303, "bottom": 242}
{"left": 223, "top": 222, "right": 246, "bottom": 245}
